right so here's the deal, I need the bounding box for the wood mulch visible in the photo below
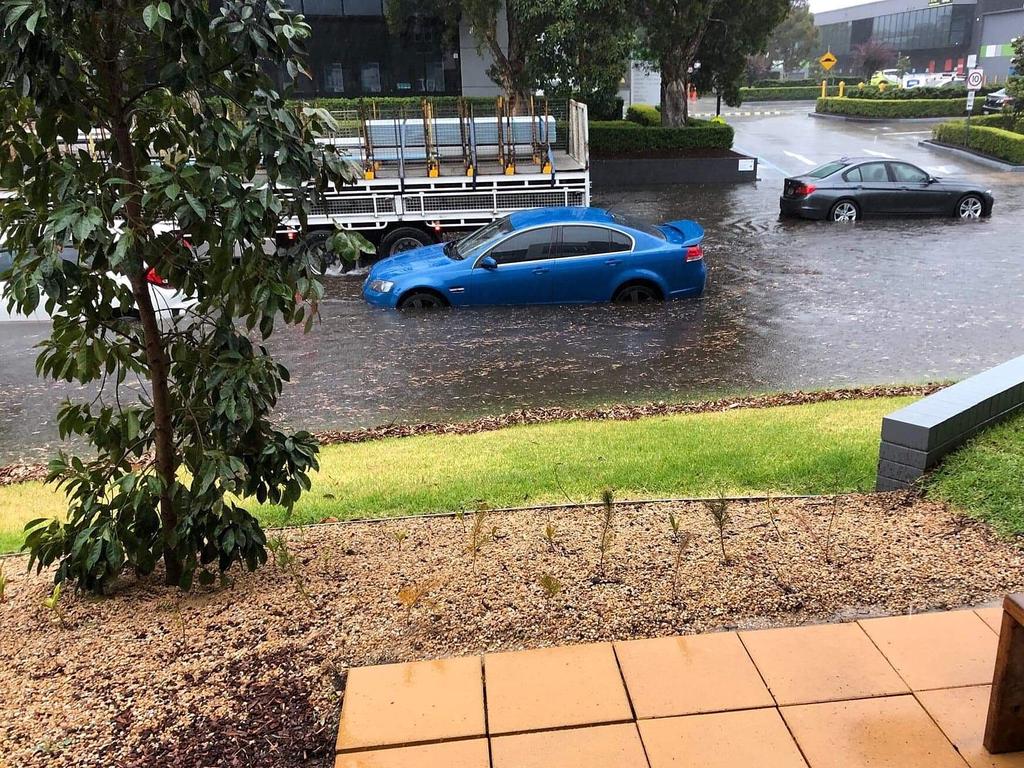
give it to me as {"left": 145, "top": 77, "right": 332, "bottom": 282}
{"left": 1, "top": 491, "right": 1021, "bottom": 767}
{"left": 0, "top": 384, "right": 939, "bottom": 488}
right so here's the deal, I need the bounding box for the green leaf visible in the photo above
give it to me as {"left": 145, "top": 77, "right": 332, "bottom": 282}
{"left": 164, "top": 182, "right": 180, "bottom": 200}
{"left": 184, "top": 192, "right": 206, "bottom": 219}
{"left": 157, "top": 1, "right": 172, "bottom": 20}
{"left": 142, "top": 4, "right": 159, "bottom": 29}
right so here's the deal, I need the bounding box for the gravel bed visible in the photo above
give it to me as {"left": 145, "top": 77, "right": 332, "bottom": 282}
{"left": 1, "top": 492, "right": 1022, "bottom": 767}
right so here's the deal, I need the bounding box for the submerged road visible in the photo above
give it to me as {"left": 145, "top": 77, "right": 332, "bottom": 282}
{"left": 1, "top": 109, "right": 1022, "bottom": 463}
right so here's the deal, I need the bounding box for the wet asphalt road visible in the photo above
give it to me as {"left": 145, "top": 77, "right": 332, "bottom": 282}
{"left": 2, "top": 108, "right": 1023, "bottom": 463}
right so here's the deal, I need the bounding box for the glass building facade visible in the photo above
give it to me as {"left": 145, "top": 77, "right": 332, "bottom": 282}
{"left": 818, "top": 2, "right": 977, "bottom": 73}
{"left": 279, "top": 0, "right": 461, "bottom": 97}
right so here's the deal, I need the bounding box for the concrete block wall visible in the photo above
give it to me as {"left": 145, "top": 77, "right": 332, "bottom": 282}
{"left": 877, "top": 354, "right": 1024, "bottom": 490}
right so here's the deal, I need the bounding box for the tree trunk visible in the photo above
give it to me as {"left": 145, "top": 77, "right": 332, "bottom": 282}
{"left": 660, "top": 57, "right": 689, "bottom": 126}
{"left": 106, "top": 64, "right": 181, "bottom": 586}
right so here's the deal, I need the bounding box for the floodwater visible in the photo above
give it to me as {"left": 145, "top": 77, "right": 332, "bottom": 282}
{"left": 2, "top": 113, "right": 1023, "bottom": 463}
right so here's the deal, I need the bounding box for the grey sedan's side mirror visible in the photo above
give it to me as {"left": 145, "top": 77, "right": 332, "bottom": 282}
{"left": 479, "top": 255, "right": 498, "bottom": 270}
{"left": 927, "top": 176, "right": 939, "bottom": 184}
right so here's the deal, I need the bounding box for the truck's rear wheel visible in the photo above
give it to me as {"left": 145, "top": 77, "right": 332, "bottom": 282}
{"left": 379, "top": 227, "right": 434, "bottom": 258}
{"left": 305, "top": 230, "right": 347, "bottom": 276}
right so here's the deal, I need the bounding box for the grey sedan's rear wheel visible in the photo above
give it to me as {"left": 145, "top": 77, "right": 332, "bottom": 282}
{"left": 397, "top": 290, "right": 447, "bottom": 310}
{"left": 957, "top": 194, "right": 984, "bottom": 220}
{"left": 829, "top": 200, "right": 859, "bottom": 223}
{"left": 613, "top": 282, "right": 662, "bottom": 305}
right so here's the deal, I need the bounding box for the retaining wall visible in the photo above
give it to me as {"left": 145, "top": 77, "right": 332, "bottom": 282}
{"left": 877, "top": 355, "right": 1024, "bottom": 490}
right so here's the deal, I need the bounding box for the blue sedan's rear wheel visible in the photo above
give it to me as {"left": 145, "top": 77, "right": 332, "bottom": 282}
{"left": 829, "top": 200, "right": 859, "bottom": 223}
{"left": 613, "top": 282, "right": 662, "bottom": 305}
{"left": 397, "top": 290, "right": 447, "bottom": 310}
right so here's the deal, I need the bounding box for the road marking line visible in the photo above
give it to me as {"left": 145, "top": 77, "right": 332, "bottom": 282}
{"left": 784, "top": 151, "right": 816, "bottom": 166}
{"left": 862, "top": 149, "right": 895, "bottom": 158}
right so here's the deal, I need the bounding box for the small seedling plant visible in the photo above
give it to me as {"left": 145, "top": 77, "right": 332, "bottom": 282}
{"left": 704, "top": 491, "right": 731, "bottom": 564}
{"left": 667, "top": 512, "right": 693, "bottom": 597}
{"left": 596, "top": 488, "right": 616, "bottom": 577}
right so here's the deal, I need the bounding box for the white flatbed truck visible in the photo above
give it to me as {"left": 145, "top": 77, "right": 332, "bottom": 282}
{"left": 280, "top": 99, "right": 591, "bottom": 263}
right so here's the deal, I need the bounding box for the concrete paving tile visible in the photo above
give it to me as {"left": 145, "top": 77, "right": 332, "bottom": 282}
{"left": 975, "top": 606, "right": 1005, "bottom": 635}
{"left": 781, "top": 695, "right": 968, "bottom": 768}
{"left": 334, "top": 739, "right": 490, "bottom": 768}
{"left": 614, "top": 632, "right": 774, "bottom": 718}
{"left": 859, "top": 610, "right": 998, "bottom": 690}
{"left": 739, "top": 622, "right": 908, "bottom": 705}
{"left": 639, "top": 708, "right": 808, "bottom": 768}
{"left": 917, "top": 685, "right": 1024, "bottom": 768}
{"left": 484, "top": 642, "right": 632, "bottom": 734}
{"left": 491, "top": 723, "right": 648, "bottom": 768}
{"left": 337, "top": 656, "right": 485, "bottom": 751}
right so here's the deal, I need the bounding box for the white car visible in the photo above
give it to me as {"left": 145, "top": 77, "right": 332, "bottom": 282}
{"left": 0, "top": 244, "right": 196, "bottom": 322}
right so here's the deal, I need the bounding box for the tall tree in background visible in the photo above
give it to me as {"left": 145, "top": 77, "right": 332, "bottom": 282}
{"left": 386, "top": 0, "right": 631, "bottom": 114}
{"left": 1006, "top": 35, "right": 1023, "bottom": 121}
{"left": 527, "top": 0, "right": 634, "bottom": 119}
{"left": 691, "top": 0, "right": 790, "bottom": 107}
{"left": 852, "top": 38, "right": 896, "bottom": 79}
{"left": 767, "top": 0, "right": 820, "bottom": 74}
{"left": 635, "top": 0, "right": 722, "bottom": 126}
{"left": 1, "top": 0, "right": 367, "bottom": 592}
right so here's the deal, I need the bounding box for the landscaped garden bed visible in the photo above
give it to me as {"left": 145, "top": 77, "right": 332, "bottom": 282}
{"left": 931, "top": 114, "right": 1024, "bottom": 166}
{"left": 2, "top": 492, "right": 1022, "bottom": 767}
{"left": 816, "top": 96, "right": 978, "bottom": 119}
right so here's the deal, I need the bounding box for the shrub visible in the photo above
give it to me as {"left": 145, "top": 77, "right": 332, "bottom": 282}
{"left": 968, "top": 112, "right": 1024, "bottom": 134}
{"left": 740, "top": 85, "right": 840, "bottom": 101}
{"left": 588, "top": 119, "right": 734, "bottom": 157}
{"left": 626, "top": 103, "right": 662, "bottom": 126}
{"left": 932, "top": 121, "right": 1024, "bottom": 165}
{"left": 816, "top": 97, "right": 975, "bottom": 118}
{"left": 845, "top": 84, "right": 1001, "bottom": 100}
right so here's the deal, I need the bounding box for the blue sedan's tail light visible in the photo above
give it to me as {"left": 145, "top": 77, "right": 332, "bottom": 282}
{"left": 685, "top": 245, "right": 704, "bottom": 262}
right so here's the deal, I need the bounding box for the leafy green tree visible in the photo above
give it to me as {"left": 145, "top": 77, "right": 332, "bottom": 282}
{"left": 1007, "top": 35, "right": 1024, "bottom": 120}
{"left": 896, "top": 55, "right": 912, "bottom": 78}
{"left": 691, "top": 1, "right": 789, "bottom": 108}
{"left": 635, "top": 0, "right": 722, "bottom": 126}
{"left": 0, "top": 0, "right": 367, "bottom": 592}
{"left": 386, "top": 0, "right": 631, "bottom": 113}
{"left": 767, "top": 0, "right": 820, "bottom": 74}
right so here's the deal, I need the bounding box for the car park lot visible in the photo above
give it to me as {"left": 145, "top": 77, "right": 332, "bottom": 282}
{"left": 2, "top": 113, "right": 1023, "bottom": 462}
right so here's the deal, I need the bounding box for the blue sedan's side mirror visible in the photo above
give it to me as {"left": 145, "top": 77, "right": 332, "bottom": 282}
{"left": 478, "top": 255, "right": 498, "bottom": 270}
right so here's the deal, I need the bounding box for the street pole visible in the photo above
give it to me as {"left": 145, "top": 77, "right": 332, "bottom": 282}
{"left": 716, "top": 86, "right": 722, "bottom": 116}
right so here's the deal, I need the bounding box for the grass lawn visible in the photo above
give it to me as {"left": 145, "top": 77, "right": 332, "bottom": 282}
{"left": 0, "top": 395, "right": 914, "bottom": 553}
{"left": 928, "top": 409, "right": 1024, "bottom": 535}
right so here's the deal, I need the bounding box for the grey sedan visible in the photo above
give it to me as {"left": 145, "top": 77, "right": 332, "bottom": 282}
{"left": 779, "top": 158, "right": 994, "bottom": 223}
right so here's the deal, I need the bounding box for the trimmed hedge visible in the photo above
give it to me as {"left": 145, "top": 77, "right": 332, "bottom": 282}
{"left": 626, "top": 103, "right": 661, "bottom": 126}
{"left": 816, "top": 97, "right": 977, "bottom": 118}
{"left": 740, "top": 85, "right": 840, "bottom": 101}
{"left": 932, "top": 121, "right": 1024, "bottom": 165}
{"left": 845, "top": 85, "right": 1001, "bottom": 100}
{"left": 288, "top": 94, "right": 625, "bottom": 120}
{"left": 589, "top": 119, "right": 734, "bottom": 157}
{"left": 967, "top": 112, "right": 1023, "bottom": 134}
{"left": 750, "top": 78, "right": 822, "bottom": 88}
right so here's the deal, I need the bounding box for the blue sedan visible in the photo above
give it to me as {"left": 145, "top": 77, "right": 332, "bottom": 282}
{"left": 362, "top": 207, "right": 706, "bottom": 309}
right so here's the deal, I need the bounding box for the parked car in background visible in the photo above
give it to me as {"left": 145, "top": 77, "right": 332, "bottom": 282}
{"left": 870, "top": 69, "right": 903, "bottom": 87}
{"left": 779, "top": 158, "right": 994, "bottom": 223}
{"left": 362, "top": 207, "right": 706, "bottom": 309}
{"left": 982, "top": 88, "right": 1016, "bottom": 114}
{"left": 0, "top": 245, "right": 196, "bottom": 322}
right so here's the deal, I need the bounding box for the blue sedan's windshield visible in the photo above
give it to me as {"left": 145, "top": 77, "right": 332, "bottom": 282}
{"left": 448, "top": 216, "right": 514, "bottom": 260}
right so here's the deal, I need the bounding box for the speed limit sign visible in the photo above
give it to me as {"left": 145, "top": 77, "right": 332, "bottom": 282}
{"left": 966, "top": 68, "right": 984, "bottom": 90}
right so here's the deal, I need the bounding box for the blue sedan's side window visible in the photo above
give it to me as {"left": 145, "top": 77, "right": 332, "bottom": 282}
{"left": 487, "top": 228, "right": 555, "bottom": 265}
{"left": 556, "top": 226, "right": 630, "bottom": 259}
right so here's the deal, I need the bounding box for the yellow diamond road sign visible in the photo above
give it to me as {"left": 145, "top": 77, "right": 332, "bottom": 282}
{"left": 820, "top": 52, "right": 838, "bottom": 71}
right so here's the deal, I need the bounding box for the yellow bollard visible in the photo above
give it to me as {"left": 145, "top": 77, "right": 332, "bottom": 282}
{"left": 821, "top": 79, "right": 827, "bottom": 99}
{"left": 838, "top": 80, "right": 846, "bottom": 98}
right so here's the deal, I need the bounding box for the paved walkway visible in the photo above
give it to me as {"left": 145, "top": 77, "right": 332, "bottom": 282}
{"left": 335, "top": 605, "right": 1024, "bottom": 768}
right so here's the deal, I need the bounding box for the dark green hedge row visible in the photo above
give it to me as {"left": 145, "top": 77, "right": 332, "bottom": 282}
{"left": 816, "top": 97, "right": 977, "bottom": 118}
{"left": 750, "top": 78, "right": 823, "bottom": 88}
{"left": 287, "top": 94, "right": 624, "bottom": 120}
{"left": 845, "top": 85, "right": 1001, "bottom": 100}
{"left": 932, "top": 121, "right": 1024, "bottom": 165}
{"left": 589, "top": 119, "right": 734, "bottom": 157}
{"left": 966, "top": 112, "right": 1023, "bottom": 134}
{"left": 740, "top": 85, "right": 840, "bottom": 101}
{"left": 625, "top": 103, "right": 661, "bottom": 126}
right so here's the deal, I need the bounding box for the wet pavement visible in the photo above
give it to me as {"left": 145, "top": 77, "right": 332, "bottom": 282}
{"left": 2, "top": 111, "right": 1023, "bottom": 463}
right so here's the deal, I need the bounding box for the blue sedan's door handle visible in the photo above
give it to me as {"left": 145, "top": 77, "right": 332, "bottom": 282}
{"left": 533, "top": 267, "right": 549, "bottom": 275}
{"left": 605, "top": 259, "right": 622, "bottom": 266}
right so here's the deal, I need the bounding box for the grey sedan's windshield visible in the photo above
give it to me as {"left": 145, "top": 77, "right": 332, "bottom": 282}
{"left": 452, "top": 216, "right": 514, "bottom": 260}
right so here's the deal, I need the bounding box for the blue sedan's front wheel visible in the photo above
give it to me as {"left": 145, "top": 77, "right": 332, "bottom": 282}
{"left": 397, "top": 290, "right": 448, "bottom": 310}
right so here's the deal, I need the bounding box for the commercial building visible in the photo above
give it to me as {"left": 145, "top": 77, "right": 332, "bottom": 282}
{"left": 278, "top": 0, "right": 508, "bottom": 99}
{"left": 814, "top": 0, "right": 1022, "bottom": 81}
